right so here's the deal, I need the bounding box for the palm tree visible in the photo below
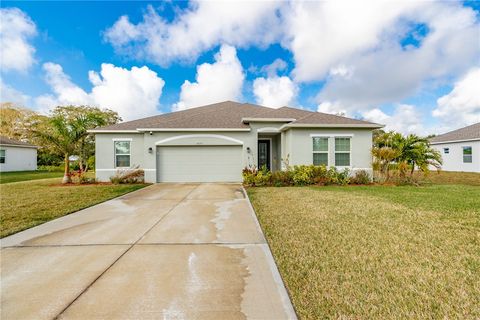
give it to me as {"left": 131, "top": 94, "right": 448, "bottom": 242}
{"left": 372, "top": 131, "right": 443, "bottom": 180}
{"left": 33, "top": 113, "right": 101, "bottom": 183}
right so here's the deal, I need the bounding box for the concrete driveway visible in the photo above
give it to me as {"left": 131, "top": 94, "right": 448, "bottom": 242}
{"left": 1, "top": 183, "right": 297, "bottom": 320}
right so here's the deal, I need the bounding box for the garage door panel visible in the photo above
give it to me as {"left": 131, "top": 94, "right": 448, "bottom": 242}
{"left": 157, "top": 146, "right": 242, "bottom": 182}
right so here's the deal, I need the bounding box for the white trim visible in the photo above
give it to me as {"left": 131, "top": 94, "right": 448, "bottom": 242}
{"left": 112, "top": 138, "right": 132, "bottom": 141}
{"left": 114, "top": 140, "right": 131, "bottom": 168}
{"left": 430, "top": 138, "right": 480, "bottom": 145}
{"left": 155, "top": 134, "right": 244, "bottom": 146}
{"left": 96, "top": 168, "right": 155, "bottom": 171}
{"left": 310, "top": 133, "right": 354, "bottom": 138}
{"left": 258, "top": 138, "right": 273, "bottom": 170}
{"left": 242, "top": 117, "right": 296, "bottom": 123}
{"left": 280, "top": 123, "right": 383, "bottom": 131}
{"left": 334, "top": 136, "right": 352, "bottom": 167}
{"left": 257, "top": 127, "right": 281, "bottom": 133}
{"left": 137, "top": 128, "right": 250, "bottom": 132}
{"left": 88, "top": 130, "right": 139, "bottom": 133}
{"left": 0, "top": 144, "right": 38, "bottom": 149}
{"left": 312, "top": 136, "right": 329, "bottom": 166}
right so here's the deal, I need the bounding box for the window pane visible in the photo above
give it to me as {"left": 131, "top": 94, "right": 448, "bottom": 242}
{"left": 443, "top": 148, "right": 449, "bottom": 154}
{"left": 115, "top": 141, "right": 130, "bottom": 154}
{"left": 463, "top": 155, "right": 472, "bottom": 163}
{"left": 313, "top": 137, "right": 328, "bottom": 152}
{"left": 313, "top": 153, "right": 328, "bottom": 166}
{"left": 116, "top": 155, "right": 130, "bottom": 167}
{"left": 0, "top": 149, "right": 5, "bottom": 163}
{"left": 463, "top": 146, "right": 472, "bottom": 155}
{"left": 335, "top": 137, "right": 350, "bottom": 152}
{"left": 335, "top": 153, "right": 350, "bottom": 166}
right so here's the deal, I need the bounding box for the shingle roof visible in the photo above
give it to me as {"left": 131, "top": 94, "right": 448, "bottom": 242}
{"left": 430, "top": 123, "right": 480, "bottom": 143}
{"left": 93, "top": 101, "right": 382, "bottom": 131}
{"left": 0, "top": 136, "right": 37, "bottom": 147}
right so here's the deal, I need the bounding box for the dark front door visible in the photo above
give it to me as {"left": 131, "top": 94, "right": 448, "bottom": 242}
{"left": 258, "top": 140, "right": 271, "bottom": 170}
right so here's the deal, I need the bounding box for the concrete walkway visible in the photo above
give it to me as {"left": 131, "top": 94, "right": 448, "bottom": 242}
{"left": 1, "top": 184, "right": 297, "bottom": 320}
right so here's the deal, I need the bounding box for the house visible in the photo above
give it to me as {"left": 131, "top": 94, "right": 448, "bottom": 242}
{"left": 0, "top": 136, "right": 38, "bottom": 172}
{"left": 89, "top": 101, "right": 383, "bottom": 183}
{"left": 430, "top": 123, "right": 480, "bottom": 173}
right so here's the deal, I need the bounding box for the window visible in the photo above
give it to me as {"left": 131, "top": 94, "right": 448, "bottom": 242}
{"left": 0, "top": 149, "right": 5, "bottom": 164}
{"left": 463, "top": 146, "right": 472, "bottom": 163}
{"left": 335, "top": 137, "right": 351, "bottom": 166}
{"left": 115, "top": 141, "right": 131, "bottom": 167}
{"left": 443, "top": 148, "right": 449, "bottom": 154}
{"left": 312, "top": 137, "right": 328, "bottom": 166}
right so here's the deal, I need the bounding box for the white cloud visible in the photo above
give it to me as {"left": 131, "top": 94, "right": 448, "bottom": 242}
{"left": 261, "top": 58, "right": 288, "bottom": 78}
{"left": 104, "top": 2, "right": 282, "bottom": 66}
{"left": 312, "top": 2, "right": 480, "bottom": 113}
{"left": 173, "top": 45, "right": 244, "bottom": 111}
{"left": 0, "top": 78, "right": 31, "bottom": 106}
{"left": 253, "top": 76, "right": 298, "bottom": 108}
{"left": 0, "top": 8, "right": 37, "bottom": 72}
{"left": 433, "top": 67, "right": 480, "bottom": 128}
{"left": 362, "top": 104, "right": 425, "bottom": 135}
{"left": 317, "top": 101, "right": 348, "bottom": 117}
{"left": 36, "top": 63, "right": 165, "bottom": 120}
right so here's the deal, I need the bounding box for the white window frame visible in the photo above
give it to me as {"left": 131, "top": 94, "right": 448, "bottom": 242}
{"left": 462, "top": 146, "right": 472, "bottom": 163}
{"left": 0, "top": 149, "right": 5, "bottom": 164}
{"left": 334, "top": 137, "right": 352, "bottom": 167}
{"left": 443, "top": 147, "right": 449, "bottom": 154}
{"left": 312, "top": 137, "right": 329, "bottom": 166}
{"left": 114, "top": 141, "right": 131, "bottom": 168}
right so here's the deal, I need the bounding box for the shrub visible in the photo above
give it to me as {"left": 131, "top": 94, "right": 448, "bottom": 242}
{"left": 109, "top": 165, "right": 145, "bottom": 184}
{"left": 271, "top": 170, "right": 293, "bottom": 186}
{"left": 38, "top": 165, "right": 64, "bottom": 172}
{"left": 292, "top": 165, "right": 314, "bottom": 185}
{"left": 350, "top": 170, "right": 371, "bottom": 185}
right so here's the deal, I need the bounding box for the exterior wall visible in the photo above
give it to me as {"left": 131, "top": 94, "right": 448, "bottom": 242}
{"left": 95, "top": 133, "right": 146, "bottom": 182}
{"left": 0, "top": 146, "right": 37, "bottom": 172}
{"left": 94, "top": 125, "right": 375, "bottom": 182}
{"left": 287, "top": 128, "right": 373, "bottom": 173}
{"left": 432, "top": 140, "right": 480, "bottom": 173}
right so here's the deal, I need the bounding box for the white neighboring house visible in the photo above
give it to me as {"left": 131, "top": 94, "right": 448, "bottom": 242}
{"left": 430, "top": 123, "right": 480, "bottom": 173}
{"left": 0, "top": 136, "right": 38, "bottom": 172}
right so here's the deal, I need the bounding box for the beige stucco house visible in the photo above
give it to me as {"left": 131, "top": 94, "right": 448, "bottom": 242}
{"left": 0, "top": 136, "right": 37, "bottom": 172}
{"left": 89, "top": 101, "right": 383, "bottom": 183}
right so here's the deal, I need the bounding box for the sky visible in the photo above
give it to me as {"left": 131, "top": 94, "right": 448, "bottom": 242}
{"left": 0, "top": 1, "right": 479, "bottom": 135}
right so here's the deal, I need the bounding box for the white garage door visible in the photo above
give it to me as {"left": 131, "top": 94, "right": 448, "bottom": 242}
{"left": 157, "top": 146, "right": 243, "bottom": 182}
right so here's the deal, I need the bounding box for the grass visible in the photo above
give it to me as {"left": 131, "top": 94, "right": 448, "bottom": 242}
{"left": 0, "top": 178, "right": 148, "bottom": 238}
{"left": 248, "top": 180, "right": 480, "bottom": 319}
{"left": 416, "top": 170, "right": 480, "bottom": 186}
{"left": 0, "top": 170, "right": 64, "bottom": 184}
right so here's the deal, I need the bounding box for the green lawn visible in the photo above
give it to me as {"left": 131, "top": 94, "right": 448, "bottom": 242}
{"left": 0, "top": 178, "right": 148, "bottom": 238}
{"left": 248, "top": 181, "right": 480, "bottom": 319}
{"left": 0, "top": 170, "right": 64, "bottom": 184}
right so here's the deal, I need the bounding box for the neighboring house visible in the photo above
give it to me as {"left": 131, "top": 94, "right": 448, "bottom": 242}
{"left": 430, "top": 123, "right": 480, "bottom": 173}
{"left": 0, "top": 136, "right": 38, "bottom": 172}
{"left": 89, "top": 101, "right": 383, "bottom": 183}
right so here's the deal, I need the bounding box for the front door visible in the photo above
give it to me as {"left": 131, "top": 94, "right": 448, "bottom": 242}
{"left": 258, "top": 140, "right": 271, "bottom": 171}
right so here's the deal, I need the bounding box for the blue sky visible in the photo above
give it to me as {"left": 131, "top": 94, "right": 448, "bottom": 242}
{"left": 1, "top": 1, "right": 479, "bottom": 134}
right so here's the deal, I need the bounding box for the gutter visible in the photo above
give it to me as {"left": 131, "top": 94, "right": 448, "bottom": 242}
{"left": 279, "top": 123, "right": 384, "bottom": 131}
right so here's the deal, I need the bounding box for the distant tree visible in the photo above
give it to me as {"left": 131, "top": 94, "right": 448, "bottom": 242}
{"left": 0, "top": 103, "right": 40, "bottom": 141}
